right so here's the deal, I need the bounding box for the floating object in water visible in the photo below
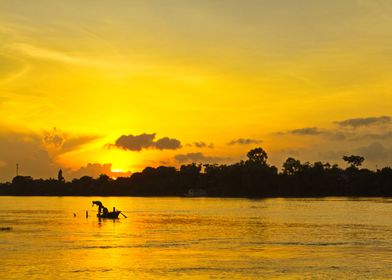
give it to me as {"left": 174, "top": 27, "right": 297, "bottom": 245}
{"left": 0, "top": 227, "right": 12, "bottom": 231}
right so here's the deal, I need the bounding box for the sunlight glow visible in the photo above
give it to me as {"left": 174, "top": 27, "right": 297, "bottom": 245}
{"left": 0, "top": 0, "right": 391, "bottom": 180}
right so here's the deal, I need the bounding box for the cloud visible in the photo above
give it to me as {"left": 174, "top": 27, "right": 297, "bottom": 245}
{"left": 318, "top": 142, "right": 391, "bottom": 165}
{"left": 65, "top": 163, "right": 131, "bottom": 179}
{"left": 277, "top": 127, "right": 346, "bottom": 141}
{"left": 174, "top": 152, "right": 225, "bottom": 163}
{"left": 7, "top": 43, "right": 111, "bottom": 68}
{"left": 114, "top": 133, "right": 156, "bottom": 151}
{"left": 276, "top": 127, "right": 328, "bottom": 136}
{"left": 335, "top": 116, "right": 391, "bottom": 129}
{"left": 42, "top": 127, "right": 64, "bottom": 149}
{"left": 194, "top": 141, "right": 214, "bottom": 148}
{"left": 111, "top": 133, "right": 182, "bottom": 151}
{"left": 155, "top": 137, "right": 182, "bottom": 150}
{"left": 228, "top": 138, "right": 262, "bottom": 145}
{"left": 0, "top": 130, "right": 59, "bottom": 181}
{"left": 277, "top": 116, "right": 392, "bottom": 141}
{"left": 289, "top": 127, "right": 326, "bottom": 135}
{"left": 0, "top": 128, "right": 102, "bottom": 181}
{"left": 356, "top": 142, "right": 390, "bottom": 161}
{"left": 360, "top": 131, "right": 392, "bottom": 141}
{"left": 329, "top": 132, "right": 346, "bottom": 140}
{"left": 42, "top": 127, "right": 100, "bottom": 155}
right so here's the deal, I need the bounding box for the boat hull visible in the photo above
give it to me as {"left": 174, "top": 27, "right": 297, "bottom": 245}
{"left": 97, "top": 211, "right": 121, "bottom": 219}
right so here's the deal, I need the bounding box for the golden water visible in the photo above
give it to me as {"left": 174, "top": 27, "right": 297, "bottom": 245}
{"left": 1, "top": 197, "right": 392, "bottom": 279}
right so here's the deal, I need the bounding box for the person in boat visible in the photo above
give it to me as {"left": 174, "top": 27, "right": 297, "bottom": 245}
{"left": 92, "top": 200, "right": 124, "bottom": 218}
{"left": 92, "top": 201, "right": 108, "bottom": 215}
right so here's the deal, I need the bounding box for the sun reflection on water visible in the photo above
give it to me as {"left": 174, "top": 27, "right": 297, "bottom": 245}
{"left": 1, "top": 197, "right": 392, "bottom": 279}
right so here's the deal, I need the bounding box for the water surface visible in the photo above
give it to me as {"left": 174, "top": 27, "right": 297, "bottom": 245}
{"left": 1, "top": 197, "right": 392, "bottom": 279}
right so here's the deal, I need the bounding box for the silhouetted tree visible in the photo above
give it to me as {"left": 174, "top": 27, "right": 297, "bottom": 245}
{"left": 282, "top": 157, "right": 302, "bottom": 175}
{"left": 3, "top": 148, "right": 392, "bottom": 198}
{"left": 98, "top": 174, "right": 111, "bottom": 183}
{"left": 246, "top": 147, "right": 268, "bottom": 165}
{"left": 343, "top": 155, "right": 365, "bottom": 168}
{"left": 12, "top": 175, "right": 33, "bottom": 186}
{"left": 57, "top": 169, "right": 64, "bottom": 182}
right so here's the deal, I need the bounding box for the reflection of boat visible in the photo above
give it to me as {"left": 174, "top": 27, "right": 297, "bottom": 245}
{"left": 92, "top": 201, "right": 124, "bottom": 219}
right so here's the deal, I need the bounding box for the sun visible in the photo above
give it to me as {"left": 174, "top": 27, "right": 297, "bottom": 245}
{"left": 111, "top": 168, "right": 125, "bottom": 173}
{"left": 100, "top": 147, "right": 137, "bottom": 172}
{"left": 109, "top": 167, "right": 132, "bottom": 179}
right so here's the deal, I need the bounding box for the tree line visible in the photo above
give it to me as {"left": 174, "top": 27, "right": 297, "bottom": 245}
{"left": 1, "top": 147, "right": 391, "bottom": 197}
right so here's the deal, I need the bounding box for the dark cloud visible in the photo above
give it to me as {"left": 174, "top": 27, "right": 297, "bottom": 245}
{"left": 277, "top": 127, "right": 346, "bottom": 141}
{"left": 0, "top": 131, "right": 59, "bottom": 181}
{"left": 174, "top": 152, "right": 224, "bottom": 163}
{"left": 360, "top": 131, "right": 392, "bottom": 141}
{"left": 0, "top": 128, "right": 102, "bottom": 181}
{"left": 155, "top": 137, "right": 182, "bottom": 150}
{"left": 329, "top": 132, "right": 346, "bottom": 141}
{"left": 356, "top": 142, "right": 390, "bottom": 161}
{"left": 194, "top": 141, "right": 214, "bottom": 148}
{"left": 66, "top": 163, "right": 131, "bottom": 179}
{"left": 335, "top": 116, "right": 391, "bottom": 129}
{"left": 276, "top": 127, "right": 327, "bottom": 136}
{"left": 42, "top": 127, "right": 100, "bottom": 154}
{"left": 290, "top": 127, "right": 325, "bottom": 135}
{"left": 228, "top": 138, "right": 262, "bottom": 145}
{"left": 112, "top": 133, "right": 182, "bottom": 151}
{"left": 114, "top": 133, "right": 156, "bottom": 151}
{"left": 43, "top": 127, "right": 64, "bottom": 149}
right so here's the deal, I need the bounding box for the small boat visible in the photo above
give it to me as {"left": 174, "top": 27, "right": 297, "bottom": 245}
{"left": 92, "top": 201, "right": 126, "bottom": 219}
{"left": 97, "top": 211, "right": 121, "bottom": 219}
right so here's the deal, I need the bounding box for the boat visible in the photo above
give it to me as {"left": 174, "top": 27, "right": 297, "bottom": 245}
{"left": 92, "top": 201, "right": 126, "bottom": 219}
{"left": 97, "top": 210, "right": 121, "bottom": 219}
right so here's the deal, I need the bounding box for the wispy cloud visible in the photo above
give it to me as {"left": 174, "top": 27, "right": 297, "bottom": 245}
{"left": 276, "top": 127, "right": 333, "bottom": 137}
{"left": 356, "top": 142, "right": 391, "bottom": 161}
{"left": 289, "top": 127, "right": 326, "bottom": 136}
{"left": 7, "top": 43, "right": 111, "bottom": 67}
{"left": 335, "top": 116, "right": 391, "bottom": 129}
{"left": 194, "top": 141, "right": 214, "bottom": 148}
{"left": 42, "top": 127, "right": 101, "bottom": 154}
{"left": 228, "top": 138, "right": 262, "bottom": 145}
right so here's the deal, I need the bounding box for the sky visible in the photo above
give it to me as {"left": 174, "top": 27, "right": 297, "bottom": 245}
{"left": 0, "top": 0, "right": 392, "bottom": 181}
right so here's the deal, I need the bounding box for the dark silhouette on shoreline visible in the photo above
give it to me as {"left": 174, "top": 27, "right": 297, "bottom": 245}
{"left": 1, "top": 147, "right": 392, "bottom": 197}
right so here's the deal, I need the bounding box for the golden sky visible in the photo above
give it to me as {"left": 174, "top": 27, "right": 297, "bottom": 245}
{"left": 0, "top": 0, "right": 392, "bottom": 180}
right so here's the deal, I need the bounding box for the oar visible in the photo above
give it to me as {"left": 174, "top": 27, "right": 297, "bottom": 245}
{"left": 120, "top": 212, "right": 128, "bottom": 218}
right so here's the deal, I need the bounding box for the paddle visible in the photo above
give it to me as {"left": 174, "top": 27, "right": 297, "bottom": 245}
{"left": 120, "top": 212, "right": 128, "bottom": 218}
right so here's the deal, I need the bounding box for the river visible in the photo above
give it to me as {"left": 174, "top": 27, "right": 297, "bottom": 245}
{"left": 1, "top": 197, "right": 392, "bottom": 279}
